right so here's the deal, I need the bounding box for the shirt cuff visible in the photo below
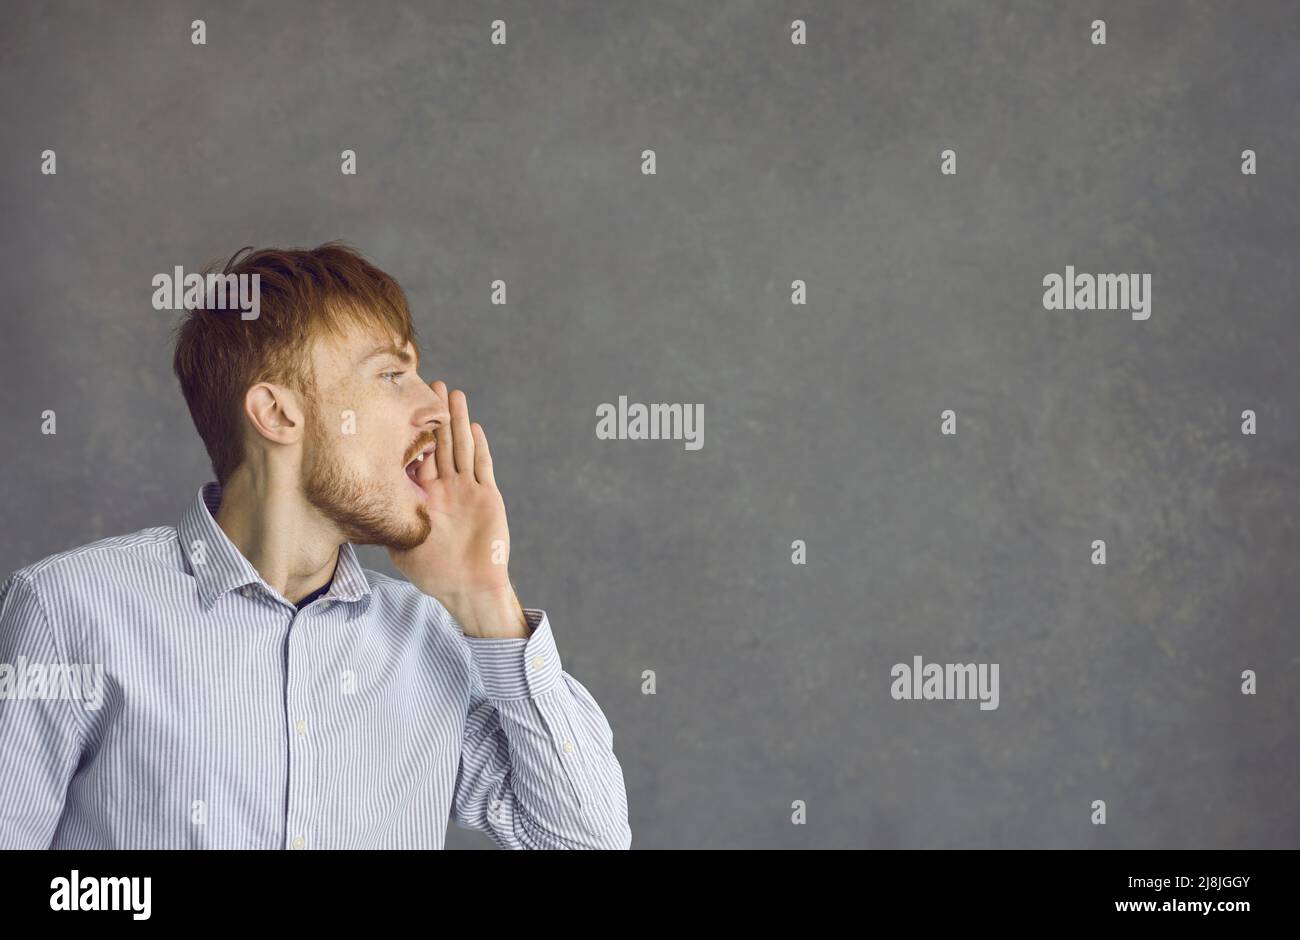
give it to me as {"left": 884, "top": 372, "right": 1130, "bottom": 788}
{"left": 462, "top": 608, "right": 563, "bottom": 700}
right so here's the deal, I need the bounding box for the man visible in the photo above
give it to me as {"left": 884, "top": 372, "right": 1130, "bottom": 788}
{"left": 0, "top": 243, "right": 631, "bottom": 850}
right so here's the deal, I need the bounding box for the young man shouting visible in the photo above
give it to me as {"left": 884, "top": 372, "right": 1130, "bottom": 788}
{"left": 0, "top": 243, "right": 631, "bottom": 850}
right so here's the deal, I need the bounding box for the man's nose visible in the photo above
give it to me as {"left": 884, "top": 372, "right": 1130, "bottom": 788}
{"left": 422, "top": 380, "right": 451, "bottom": 427}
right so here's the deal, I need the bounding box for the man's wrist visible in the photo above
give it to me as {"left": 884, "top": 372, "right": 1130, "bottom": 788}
{"left": 439, "top": 584, "right": 528, "bottom": 638}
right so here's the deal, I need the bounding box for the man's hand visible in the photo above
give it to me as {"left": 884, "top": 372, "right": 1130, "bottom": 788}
{"left": 388, "top": 380, "right": 528, "bottom": 638}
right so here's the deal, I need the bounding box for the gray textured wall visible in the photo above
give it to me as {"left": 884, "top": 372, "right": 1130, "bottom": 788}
{"left": 2, "top": 0, "right": 1297, "bottom": 848}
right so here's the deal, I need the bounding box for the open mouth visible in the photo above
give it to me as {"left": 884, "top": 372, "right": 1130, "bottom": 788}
{"left": 403, "top": 440, "right": 437, "bottom": 491}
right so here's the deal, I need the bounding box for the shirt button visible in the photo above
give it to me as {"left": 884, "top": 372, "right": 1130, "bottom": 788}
{"left": 295, "top": 719, "right": 307, "bottom": 735}
{"left": 239, "top": 587, "right": 253, "bottom": 599}
{"left": 319, "top": 601, "right": 332, "bottom": 612}
{"left": 562, "top": 741, "right": 574, "bottom": 753}
{"left": 291, "top": 836, "right": 305, "bottom": 849}
{"left": 530, "top": 655, "right": 544, "bottom": 671}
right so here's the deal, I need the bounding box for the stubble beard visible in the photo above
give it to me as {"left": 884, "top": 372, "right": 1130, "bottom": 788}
{"left": 301, "top": 406, "right": 431, "bottom": 551}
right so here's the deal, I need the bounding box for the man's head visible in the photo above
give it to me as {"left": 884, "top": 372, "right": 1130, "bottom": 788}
{"left": 172, "top": 242, "right": 447, "bottom": 550}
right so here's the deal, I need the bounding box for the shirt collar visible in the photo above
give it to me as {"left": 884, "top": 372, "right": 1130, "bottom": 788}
{"left": 178, "top": 482, "right": 373, "bottom": 611}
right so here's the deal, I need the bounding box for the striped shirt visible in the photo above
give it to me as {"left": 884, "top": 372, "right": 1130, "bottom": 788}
{"left": 0, "top": 483, "right": 631, "bottom": 850}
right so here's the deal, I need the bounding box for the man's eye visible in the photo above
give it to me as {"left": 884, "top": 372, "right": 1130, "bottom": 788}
{"left": 381, "top": 371, "right": 405, "bottom": 385}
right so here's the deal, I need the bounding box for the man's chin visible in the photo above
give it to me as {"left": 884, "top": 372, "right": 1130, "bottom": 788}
{"left": 392, "top": 505, "right": 432, "bottom": 550}
{"left": 362, "top": 505, "right": 431, "bottom": 551}
{"left": 320, "top": 499, "right": 431, "bottom": 551}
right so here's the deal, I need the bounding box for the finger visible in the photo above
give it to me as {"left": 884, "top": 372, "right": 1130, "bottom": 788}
{"left": 433, "top": 381, "right": 454, "bottom": 478}
{"left": 471, "top": 422, "right": 495, "bottom": 487}
{"left": 450, "top": 389, "right": 474, "bottom": 475}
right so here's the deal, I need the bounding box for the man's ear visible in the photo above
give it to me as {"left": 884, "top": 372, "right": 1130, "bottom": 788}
{"left": 243, "top": 382, "right": 305, "bottom": 445}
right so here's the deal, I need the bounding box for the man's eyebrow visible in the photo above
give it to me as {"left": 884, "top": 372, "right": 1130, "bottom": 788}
{"left": 358, "top": 343, "right": 416, "bottom": 367}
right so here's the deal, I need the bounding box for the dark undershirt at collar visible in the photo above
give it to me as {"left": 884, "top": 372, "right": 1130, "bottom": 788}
{"left": 295, "top": 580, "right": 333, "bottom": 610}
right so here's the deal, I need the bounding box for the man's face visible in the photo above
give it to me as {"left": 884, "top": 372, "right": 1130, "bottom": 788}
{"left": 299, "top": 323, "right": 447, "bottom": 550}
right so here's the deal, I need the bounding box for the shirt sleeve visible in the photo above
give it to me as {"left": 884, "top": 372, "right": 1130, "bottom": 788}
{"left": 0, "top": 573, "right": 89, "bottom": 849}
{"left": 449, "top": 608, "right": 631, "bottom": 850}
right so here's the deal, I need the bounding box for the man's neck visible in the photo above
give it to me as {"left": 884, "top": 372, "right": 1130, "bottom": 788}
{"left": 213, "top": 469, "right": 342, "bottom": 605}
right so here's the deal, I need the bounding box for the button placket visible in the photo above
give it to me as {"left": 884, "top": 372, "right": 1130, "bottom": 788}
{"left": 284, "top": 609, "right": 315, "bottom": 849}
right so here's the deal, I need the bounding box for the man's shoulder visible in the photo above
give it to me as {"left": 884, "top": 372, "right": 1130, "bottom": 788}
{"left": 360, "top": 567, "right": 443, "bottom": 612}
{"left": 359, "top": 567, "right": 416, "bottom": 597}
{"left": 359, "top": 568, "right": 463, "bottom": 636}
{"left": 9, "top": 525, "right": 181, "bottom": 595}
